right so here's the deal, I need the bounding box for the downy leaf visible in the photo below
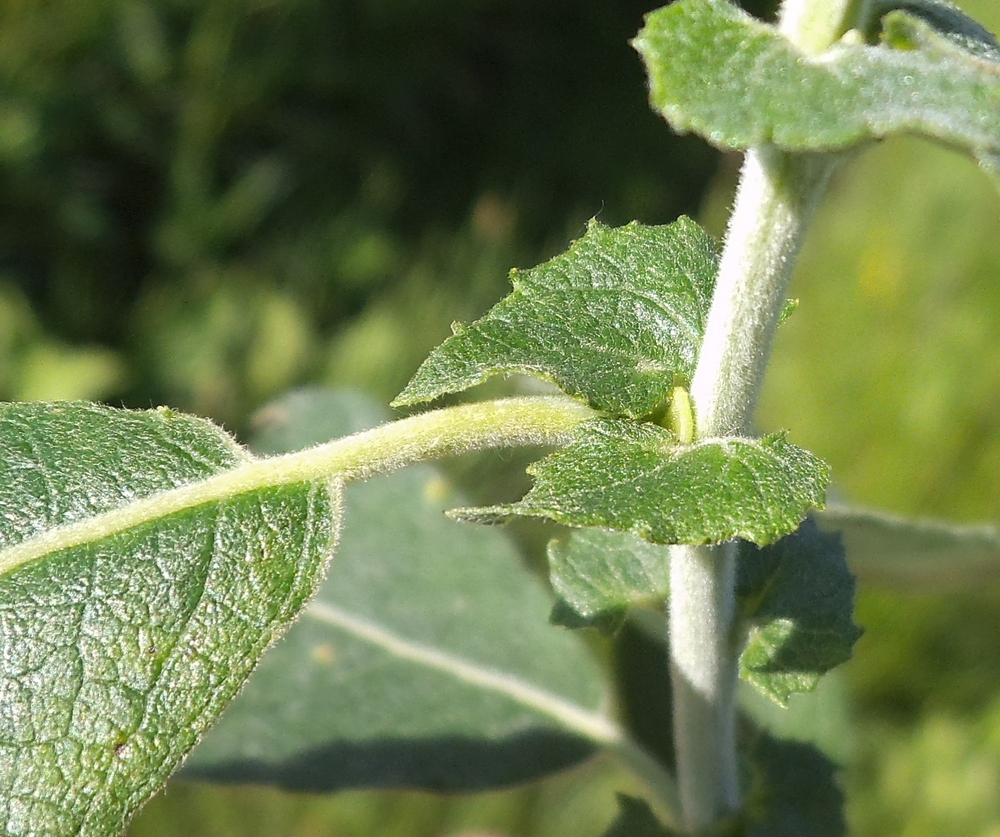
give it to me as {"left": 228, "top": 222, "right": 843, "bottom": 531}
{"left": 738, "top": 519, "right": 862, "bottom": 705}
{"left": 393, "top": 218, "right": 718, "bottom": 419}
{"left": 819, "top": 503, "right": 1000, "bottom": 588}
{"left": 455, "top": 420, "right": 829, "bottom": 547}
{"left": 183, "top": 390, "right": 630, "bottom": 793}
{"left": 547, "top": 520, "right": 859, "bottom": 704}
{"left": 634, "top": 0, "right": 1000, "bottom": 174}
{"left": 548, "top": 528, "right": 670, "bottom": 631}
{"left": 0, "top": 402, "right": 336, "bottom": 837}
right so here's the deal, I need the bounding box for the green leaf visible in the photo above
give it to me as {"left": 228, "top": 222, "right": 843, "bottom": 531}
{"left": 546, "top": 519, "right": 858, "bottom": 704}
{"left": 738, "top": 519, "right": 862, "bottom": 706}
{"left": 601, "top": 795, "right": 678, "bottom": 837}
{"left": 819, "top": 503, "right": 1000, "bottom": 588}
{"left": 548, "top": 528, "right": 670, "bottom": 631}
{"left": 742, "top": 732, "right": 846, "bottom": 837}
{"left": 393, "top": 218, "right": 718, "bottom": 419}
{"left": 183, "top": 389, "right": 618, "bottom": 792}
{"left": 0, "top": 402, "right": 335, "bottom": 837}
{"left": 634, "top": 0, "right": 1000, "bottom": 173}
{"left": 455, "top": 420, "right": 829, "bottom": 547}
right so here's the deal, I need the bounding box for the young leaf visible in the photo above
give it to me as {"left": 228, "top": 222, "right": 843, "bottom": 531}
{"left": 634, "top": 0, "right": 1000, "bottom": 174}
{"left": 182, "top": 390, "right": 637, "bottom": 793}
{"left": 738, "top": 519, "right": 862, "bottom": 706}
{"left": 819, "top": 503, "right": 1000, "bottom": 588}
{"left": 393, "top": 218, "right": 718, "bottom": 419}
{"left": 0, "top": 402, "right": 336, "bottom": 837}
{"left": 548, "top": 528, "right": 670, "bottom": 631}
{"left": 454, "top": 420, "right": 829, "bottom": 547}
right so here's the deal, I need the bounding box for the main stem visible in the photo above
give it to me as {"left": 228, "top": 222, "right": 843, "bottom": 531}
{"left": 667, "top": 2, "right": 854, "bottom": 825}
{"left": 669, "top": 149, "right": 833, "bottom": 832}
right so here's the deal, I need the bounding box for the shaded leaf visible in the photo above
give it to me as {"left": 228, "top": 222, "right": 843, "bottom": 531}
{"left": 819, "top": 503, "right": 1000, "bottom": 587}
{"left": 548, "top": 528, "right": 670, "bottom": 631}
{"left": 393, "top": 218, "right": 718, "bottom": 419}
{"left": 601, "top": 794, "right": 677, "bottom": 837}
{"left": 742, "top": 732, "right": 846, "bottom": 837}
{"left": 738, "top": 520, "right": 862, "bottom": 705}
{"left": 0, "top": 402, "right": 335, "bottom": 837}
{"left": 634, "top": 0, "right": 1000, "bottom": 173}
{"left": 184, "top": 389, "right": 616, "bottom": 792}
{"left": 455, "top": 420, "right": 829, "bottom": 547}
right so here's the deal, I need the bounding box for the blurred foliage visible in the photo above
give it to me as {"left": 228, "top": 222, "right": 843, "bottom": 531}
{"left": 5, "top": 0, "right": 1000, "bottom": 834}
{"left": 0, "top": 0, "right": 733, "bottom": 427}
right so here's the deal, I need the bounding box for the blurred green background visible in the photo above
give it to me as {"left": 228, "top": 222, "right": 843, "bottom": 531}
{"left": 3, "top": 0, "right": 1000, "bottom": 833}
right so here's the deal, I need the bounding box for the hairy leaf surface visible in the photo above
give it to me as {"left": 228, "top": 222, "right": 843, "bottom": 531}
{"left": 635, "top": 0, "right": 1000, "bottom": 174}
{"left": 0, "top": 402, "right": 336, "bottom": 837}
{"left": 394, "top": 219, "right": 718, "bottom": 418}
{"left": 548, "top": 529, "right": 670, "bottom": 631}
{"left": 455, "top": 421, "right": 829, "bottom": 547}
{"left": 547, "top": 520, "right": 859, "bottom": 703}
{"left": 184, "top": 390, "right": 615, "bottom": 792}
{"left": 738, "top": 519, "right": 862, "bottom": 705}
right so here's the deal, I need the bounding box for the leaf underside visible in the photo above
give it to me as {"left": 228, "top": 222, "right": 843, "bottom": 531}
{"left": 455, "top": 420, "right": 829, "bottom": 548}
{"left": 634, "top": 0, "right": 1000, "bottom": 175}
{"left": 393, "top": 218, "right": 718, "bottom": 418}
{"left": 183, "top": 389, "right": 608, "bottom": 793}
{"left": 0, "top": 402, "right": 336, "bottom": 837}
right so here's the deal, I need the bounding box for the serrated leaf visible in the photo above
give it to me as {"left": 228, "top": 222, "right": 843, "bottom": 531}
{"left": 455, "top": 420, "right": 829, "bottom": 547}
{"left": 183, "top": 389, "right": 617, "bottom": 792}
{"left": 634, "top": 0, "right": 1000, "bottom": 173}
{"left": 548, "top": 529, "right": 670, "bottom": 632}
{"left": 738, "top": 519, "right": 862, "bottom": 705}
{"left": 393, "top": 218, "right": 718, "bottom": 418}
{"left": 0, "top": 402, "right": 336, "bottom": 837}
{"left": 819, "top": 503, "right": 1000, "bottom": 587}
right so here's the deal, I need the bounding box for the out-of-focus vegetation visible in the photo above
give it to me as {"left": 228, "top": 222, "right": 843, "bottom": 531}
{"left": 3, "top": 0, "right": 1000, "bottom": 834}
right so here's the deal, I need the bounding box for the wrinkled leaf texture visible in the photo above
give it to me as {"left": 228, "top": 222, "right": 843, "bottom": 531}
{"left": 0, "top": 402, "right": 336, "bottom": 836}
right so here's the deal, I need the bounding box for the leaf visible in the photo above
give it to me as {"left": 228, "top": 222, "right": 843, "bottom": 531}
{"left": 455, "top": 420, "right": 829, "bottom": 547}
{"left": 546, "top": 519, "right": 858, "bottom": 705}
{"left": 634, "top": 0, "right": 1000, "bottom": 174}
{"left": 548, "top": 529, "right": 670, "bottom": 632}
{"left": 742, "top": 732, "right": 846, "bottom": 837}
{"left": 0, "top": 402, "right": 336, "bottom": 837}
{"left": 393, "top": 218, "right": 718, "bottom": 419}
{"left": 737, "top": 519, "right": 862, "bottom": 705}
{"left": 183, "top": 389, "right": 619, "bottom": 793}
{"left": 601, "top": 794, "right": 678, "bottom": 837}
{"left": 819, "top": 503, "right": 1000, "bottom": 588}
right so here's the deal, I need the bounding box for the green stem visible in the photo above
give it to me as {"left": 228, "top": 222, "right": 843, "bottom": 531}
{"left": 0, "top": 396, "right": 596, "bottom": 577}
{"left": 667, "top": 1, "right": 865, "bottom": 827}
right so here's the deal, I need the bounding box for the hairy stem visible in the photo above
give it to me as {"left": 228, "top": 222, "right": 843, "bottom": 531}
{"left": 0, "top": 396, "right": 595, "bottom": 577}
{"left": 667, "top": 0, "right": 862, "bottom": 826}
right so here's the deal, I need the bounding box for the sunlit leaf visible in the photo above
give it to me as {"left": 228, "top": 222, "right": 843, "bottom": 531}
{"left": 455, "top": 420, "right": 829, "bottom": 547}
{"left": 394, "top": 218, "right": 718, "bottom": 419}
{"left": 184, "top": 390, "right": 621, "bottom": 793}
{"left": 0, "top": 402, "right": 336, "bottom": 836}
{"left": 635, "top": 0, "right": 1000, "bottom": 174}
